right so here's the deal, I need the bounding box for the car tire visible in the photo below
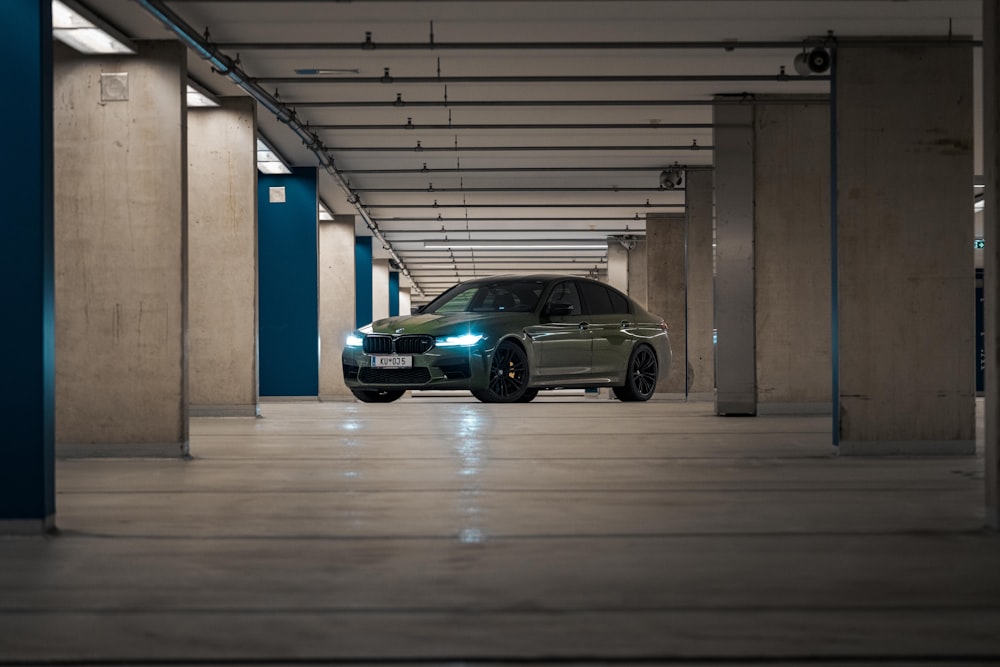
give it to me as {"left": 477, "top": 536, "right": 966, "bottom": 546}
{"left": 612, "top": 344, "right": 658, "bottom": 402}
{"left": 350, "top": 388, "right": 405, "bottom": 403}
{"left": 472, "top": 341, "right": 530, "bottom": 403}
{"left": 516, "top": 389, "right": 539, "bottom": 403}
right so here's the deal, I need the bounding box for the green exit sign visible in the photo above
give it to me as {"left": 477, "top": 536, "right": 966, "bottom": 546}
{"left": 975, "top": 239, "right": 985, "bottom": 249}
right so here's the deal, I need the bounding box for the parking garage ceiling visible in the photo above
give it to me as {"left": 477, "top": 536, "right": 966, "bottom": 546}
{"left": 85, "top": 0, "right": 981, "bottom": 299}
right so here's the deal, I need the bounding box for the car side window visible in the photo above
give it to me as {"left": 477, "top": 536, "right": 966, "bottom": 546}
{"left": 577, "top": 281, "right": 615, "bottom": 315}
{"left": 546, "top": 281, "right": 583, "bottom": 316}
{"left": 607, "top": 287, "right": 631, "bottom": 314}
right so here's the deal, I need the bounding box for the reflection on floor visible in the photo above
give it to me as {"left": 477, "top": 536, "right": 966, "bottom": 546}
{"left": 1, "top": 397, "right": 997, "bottom": 663}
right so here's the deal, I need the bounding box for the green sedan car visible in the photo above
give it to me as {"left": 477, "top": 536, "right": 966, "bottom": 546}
{"left": 342, "top": 274, "right": 672, "bottom": 403}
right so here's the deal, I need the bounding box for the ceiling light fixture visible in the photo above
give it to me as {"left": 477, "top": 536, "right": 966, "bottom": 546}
{"left": 52, "top": 0, "right": 136, "bottom": 54}
{"left": 186, "top": 80, "right": 220, "bottom": 108}
{"left": 423, "top": 240, "right": 607, "bottom": 251}
{"left": 256, "top": 137, "right": 291, "bottom": 175}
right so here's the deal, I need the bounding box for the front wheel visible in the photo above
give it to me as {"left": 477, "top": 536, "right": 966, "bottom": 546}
{"left": 351, "top": 388, "right": 405, "bottom": 403}
{"left": 472, "top": 341, "right": 530, "bottom": 403}
{"left": 612, "top": 345, "right": 658, "bottom": 402}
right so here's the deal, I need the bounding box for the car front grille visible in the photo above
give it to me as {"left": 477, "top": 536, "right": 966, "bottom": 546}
{"left": 358, "top": 367, "right": 432, "bottom": 385}
{"left": 362, "top": 334, "right": 434, "bottom": 355}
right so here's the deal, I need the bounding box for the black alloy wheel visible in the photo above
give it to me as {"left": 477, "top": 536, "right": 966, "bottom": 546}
{"left": 472, "top": 341, "right": 530, "bottom": 403}
{"left": 613, "top": 345, "right": 658, "bottom": 402}
{"left": 351, "top": 388, "right": 406, "bottom": 403}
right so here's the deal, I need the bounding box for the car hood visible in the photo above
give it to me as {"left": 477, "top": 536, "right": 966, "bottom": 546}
{"left": 367, "top": 312, "right": 528, "bottom": 336}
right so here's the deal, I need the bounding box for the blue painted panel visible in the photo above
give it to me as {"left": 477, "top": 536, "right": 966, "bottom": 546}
{"left": 389, "top": 271, "right": 400, "bottom": 317}
{"left": 0, "top": 2, "right": 55, "bottom": 521}
{"left": 258, "top": 168, "right": 319, "bottom": 396}
{"left": 355, "top": 236, "right": 373, "bottom": 327}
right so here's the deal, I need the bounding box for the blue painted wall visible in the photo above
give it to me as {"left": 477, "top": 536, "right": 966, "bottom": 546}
{"left": 389, "top": 271, "right": 400, "bottom": 317}
{"left": 1, "top": 2, "right": 55, "bottom": 522}
{"left": 258, "top": 168, "right": 319, "bottom": 396}
{"left": 355, "top": 236, "right": 373, "bottom": 327}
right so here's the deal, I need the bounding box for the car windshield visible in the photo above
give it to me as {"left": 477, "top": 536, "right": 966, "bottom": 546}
{"left": 423, "top": 279, "right": 545, "bottom": 314}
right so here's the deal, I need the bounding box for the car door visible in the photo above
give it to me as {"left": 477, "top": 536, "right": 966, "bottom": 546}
{"left": 524, "top": 280, "right": 593, "bottom": 382}
{"left": 577, "top": 280, "right": 633, "bottom": 380}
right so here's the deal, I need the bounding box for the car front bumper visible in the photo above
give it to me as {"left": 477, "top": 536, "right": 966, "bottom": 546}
{"left": 342, "top": 345, "right": 493, "bottom": 392}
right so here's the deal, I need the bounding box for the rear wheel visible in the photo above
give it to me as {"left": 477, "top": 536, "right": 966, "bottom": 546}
{"left": 351, "top": 388, "right": 405, "bottom": 403}
{"left": 516, "top": 389, "right": 539, "bottom": 403}
{"left": 612, "top": 345, "right": 658, "bottom": 402}
{"left": 472, "top": 341, "right": 530, "bottom": 403}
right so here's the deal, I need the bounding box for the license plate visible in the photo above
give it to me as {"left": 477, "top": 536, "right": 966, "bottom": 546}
{"left": 371, "top": 355, "right": 412, "bottom": 369}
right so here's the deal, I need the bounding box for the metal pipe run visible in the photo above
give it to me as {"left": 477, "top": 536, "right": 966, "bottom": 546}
{"left": 214, "top": 37, "right": 980, "bottom": 51}
{"left": 256, "top": 74, "right": 828, "bottom": 84}
{"left": 367, "top": 203, "right": 684, "bottom": 209}
{"left": 354, "top": 186, "right": 681, "bottom": 193}
{"left": 342, "top": 166, "right": 705, "bottom": 175}
{"left": 293, "top": 97, "right": 830, "bottom": 108}
{"left": 134, "top": 0, "right": 424, "bottom": 296}
{"left": 334, "top": 144, "right": 712, "bottom": 152}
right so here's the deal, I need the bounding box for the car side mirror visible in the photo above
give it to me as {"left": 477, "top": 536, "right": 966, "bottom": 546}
{"left": 545, "top": 302, "right": 574, "bottom": 317}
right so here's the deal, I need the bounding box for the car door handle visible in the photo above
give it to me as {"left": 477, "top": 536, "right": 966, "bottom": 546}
{"left": 620, "top": 320, "right": 632, "bottom": 328}
{"left": 578, "top": 322, "right": 590, "bottom": 330}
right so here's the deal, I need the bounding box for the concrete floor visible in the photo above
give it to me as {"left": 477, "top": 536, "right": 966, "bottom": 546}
{"left": 1, "top": 396, "right": 998, "bottom": 665}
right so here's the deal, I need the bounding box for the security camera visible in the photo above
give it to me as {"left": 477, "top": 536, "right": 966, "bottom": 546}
{"left": 660, "top": 167, "right": 684, "bottom": 190}
{"left": 793, "top": 47, "right": 831, "bottom": 75}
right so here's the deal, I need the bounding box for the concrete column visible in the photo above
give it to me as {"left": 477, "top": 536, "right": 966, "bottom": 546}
{"left": 54, "top": 41, "right": 188, "bottom": 457}
{"left": 835, "top": 44, "right": 974, "bottom": 454}
{"left": 646, "top": 213, "right": 686, "bottom": 394}
{"left": 1, "top": 1, "right": 54, "bottom": 531}
{"left": 399, "top": 288, "right": 412, "bottom": 316}
{"left": 372, "top": 259, "right": 391, "bottom": 322}
{"left": 714, "top": 100, "right": 757, "bottom": 415}
{"left": 754, "top": 98, "right": 832, "bottom": 412}
{"left": 628, "top": 240, "right": 648, "bottom": 309}
{"left": 984, "top": 0, "right": 1000, "bottom": 528}
{"left": 685, "top": 170, "right": 715, "bottom": 396}
{"left": 607, "top": 242, "right": 629, "bottom": 293}
{"left": 319, "top": 214, "right": 356, "bottom": 401}
{"left": 188, "top": 98, "right": 258, "bottom": 417}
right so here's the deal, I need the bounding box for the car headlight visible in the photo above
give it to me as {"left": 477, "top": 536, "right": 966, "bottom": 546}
{"left": 435, "top": 333, "right": 484, "bottom": 347}
{"left": 345, "top": 334, "right": 364, "bottom": 347}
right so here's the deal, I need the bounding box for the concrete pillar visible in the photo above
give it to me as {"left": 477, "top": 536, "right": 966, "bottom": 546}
{"left": 835, "top": 44, "right": 974, "bottom": 454}
{"left": 755, "top": 98, "right": 832, "bottom": 412}
{"left": 607, "top": 242, "right": 629, "bottom": 293}
{"left": 187, "top": 98, "right": 258, "bottom": 417}
{"left": 646, "top": 213, "right": 686, "bottom": 394}
{"left": 685, "top": 170, "right": 715, "bottom": 396}
{"left": 984, "top": 0, "right": 1000, "bottom": 528}
{"left": 714, "top": 100, "right": 757, "bottom": 415}
{"left": 628, "top": 240, "right": 648, "bottom": 309}
{"left": 399, "top": 287, "right": 412, "bottom": 316}
{"left": 54, "top": 41, "right": 188, "bottom": 456}
{"left": 319, "top": 214, "right": 356, "bottom": 401}
{"left": 258, "top": 168, "right": 319, "bottom": 397}
{"left": 1, "top": 1, "right": 54, "bottom": 530}
{"left": 372, "top": 259, "right": 391, "bottom": 322}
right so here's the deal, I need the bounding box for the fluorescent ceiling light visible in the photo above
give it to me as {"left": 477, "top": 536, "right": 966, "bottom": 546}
{"left": 975, "top": 199, "right": 985, "bottom": 213}
{"left": 186, "top": 82, "right": 219, "bottom": 108}
{"left": 256, "top": 137, "right": 291, "bottom": 175}
{"left": 423, "top": 241, "right": 607, "bottom": 250}
{"left": 52, "top": 0, "right": 135, "bottom": 54}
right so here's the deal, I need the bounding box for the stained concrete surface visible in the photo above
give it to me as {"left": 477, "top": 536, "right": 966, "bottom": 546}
{"left": 1, "top": 397, "right": 997, "bottom": 665}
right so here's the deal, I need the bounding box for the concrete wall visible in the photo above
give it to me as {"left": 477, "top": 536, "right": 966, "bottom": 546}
{"left": 985, "top": 0, "right": 1000, "bottom": 529}
{"left": 646, "top": 213, "right": 686, "bottom": 393}
{"left": 754, "top": 99, "right": 832, "bottom": 409}
{"left": 607, "top": 242, "right": 628, "bottom": 293}
{"left": 187, "top": 98, "right": 258, "bottom": 417}
{"left": 53, "top": 41, "right": 188, "bottom": 456}
{"left": 836, "top": 45, "right": 974, "bottom": 453}
{"left": 399, "top": 288, "right": 412, "bottom": 316}
{"left": 319, "top": 215, "right": 356, "bottom": 400}
{"left": 685, "top": 170, "right": 715, "bottom": 395}
{"left": 628, "top": 240, "right": 648, "bottom": 310}
{"left": 372, "top": 259, "right": 391, "bottom": 323}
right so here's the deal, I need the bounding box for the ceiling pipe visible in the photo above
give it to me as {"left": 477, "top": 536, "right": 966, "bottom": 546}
{"left": 334, "top": 144, "right": 713, "bottom": 152}
{"left": 133, "top": 0, "right": 424, "bottom": 296}
{"left": 368, "top": 203, "right": 684, "bottom": 209}
{"left": 293, "top": 97, "right": 830, "bottom": 108}
{"left": 216, "top": 37, "right": 980, "bottom": 51}
{"left": 314, "top": 123, "right": 714, "bottom": 130}
{"left": 353, "top": 186, "right": 682, "bottom": 193}
{"left": 255, "top": 74, "right": 828, "bottom": 84}
{"left": 341, "top": 166, "right": 704, "bottom": 175}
